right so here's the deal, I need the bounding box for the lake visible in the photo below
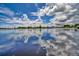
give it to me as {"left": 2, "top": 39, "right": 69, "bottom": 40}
{"left": 0, "top": 28, "right": 79, "bottom": 56}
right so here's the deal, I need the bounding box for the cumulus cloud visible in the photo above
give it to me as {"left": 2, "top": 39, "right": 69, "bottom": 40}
{"left": 0, "top": 6, "right": 43, "bottom": 27}
{"left": 0, "top": 13, "right": 43, "bottom": 28}
{"left": 32, "top": 3, "right": 79, "bottom": 26}
{"left": 65, "top": 15, "right": 79, "bottom": 24}
{"left": 0, "top": 3, "right": 79, "bottom": 27}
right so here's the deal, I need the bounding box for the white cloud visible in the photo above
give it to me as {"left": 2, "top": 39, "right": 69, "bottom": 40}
{"left": 0, "top": 13, "right": 43, "bottom": 27}
{"left": 0, "top": 3, "right": 79, "bottom": 27}
{"left": 36, "top": 3, "right": 79, "bottom": 26}
{"left": 0, "top": 7, "right": 15, "bottom": 17}
{"left": 65, "top": 15, "right": 79, "bottom": 24}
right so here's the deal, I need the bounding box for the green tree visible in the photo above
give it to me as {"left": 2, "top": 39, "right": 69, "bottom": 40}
{"left": 64, "top": 24, "right": 71, "bottom": 28}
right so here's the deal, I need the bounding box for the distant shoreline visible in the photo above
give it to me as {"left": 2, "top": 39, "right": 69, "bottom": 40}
{"left": 0, "top": 23, "right": 79, "bottom": 29}
{"left": 0, "top": 27, "right": 78, "bottom": 29}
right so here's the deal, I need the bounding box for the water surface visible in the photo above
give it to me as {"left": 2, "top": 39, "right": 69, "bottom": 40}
{"left": 0, "top": 29, "right": 79, "bottom": 56}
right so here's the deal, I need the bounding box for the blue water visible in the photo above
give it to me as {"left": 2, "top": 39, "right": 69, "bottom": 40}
{"left": 0, "top": 29, "right": 79, "bottom": 56}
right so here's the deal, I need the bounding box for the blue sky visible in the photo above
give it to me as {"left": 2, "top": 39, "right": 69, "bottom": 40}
{"left": 0, "top": 3, "right": 54, "bottom": 26}
{"left": 0, "top": 3, "right": 79, "bottom": 27}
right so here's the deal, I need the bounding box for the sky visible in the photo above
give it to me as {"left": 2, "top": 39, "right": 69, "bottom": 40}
{"left": 0, "top": 3, "right": 54, "bottom": 27}
{"left": 0, "top": 3, "right": 79, "bottom": 27}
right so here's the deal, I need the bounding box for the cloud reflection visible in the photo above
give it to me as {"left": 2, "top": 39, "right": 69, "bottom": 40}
{"left": 0, "top": 29, "right": 79, "bottom": 56}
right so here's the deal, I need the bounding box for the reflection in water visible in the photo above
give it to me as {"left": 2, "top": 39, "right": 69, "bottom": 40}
{"left": 0, "top": 29, "right": 79, "bottom": 56}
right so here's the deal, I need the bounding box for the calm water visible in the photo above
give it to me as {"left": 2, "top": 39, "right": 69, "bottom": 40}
{"left": 0, "top": 28, "right": 79, "bottom": 56}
